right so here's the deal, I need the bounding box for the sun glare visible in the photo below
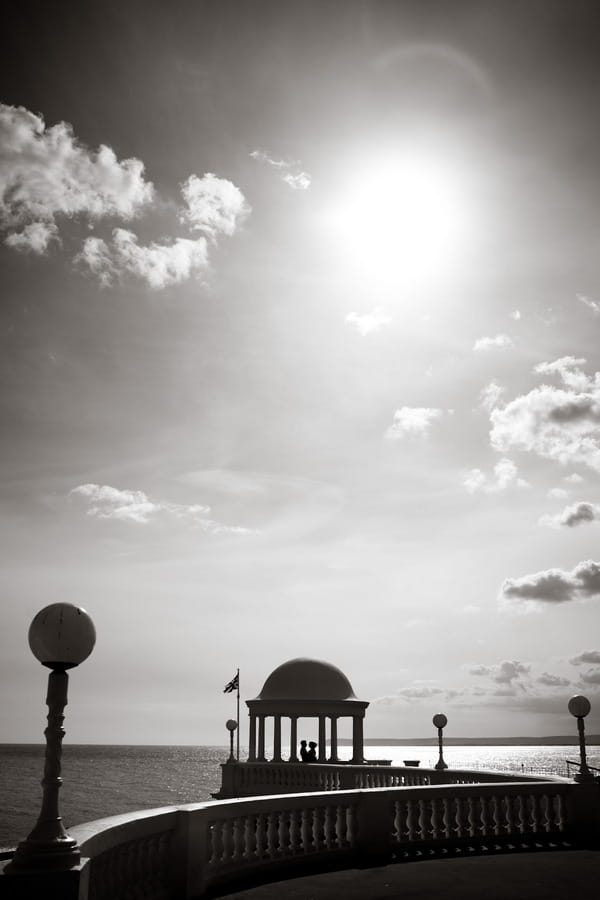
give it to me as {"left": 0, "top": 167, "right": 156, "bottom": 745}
{"left": 329, "top": 150, "right": 470, "bottom": 288}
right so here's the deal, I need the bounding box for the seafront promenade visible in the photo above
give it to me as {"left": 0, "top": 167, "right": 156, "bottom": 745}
{"left": 216, "top": 849, "right": 600, "bottom": 900}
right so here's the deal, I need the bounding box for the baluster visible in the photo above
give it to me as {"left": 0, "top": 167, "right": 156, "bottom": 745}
{"left": 393, "top": 800, "right": 403, "bottom": 843}
{"left": 323, "top": 805, "right": 334, "bottom": 850}
{"left": 545, "top": 793, "right": 558, "bottom": 835}
{"left": 288, "top": 808, "right": 302, "bottom": 854}
{"left": 480, "top": 794, "right": 493, "bottom": 840}
{"left": 555, "top": 792, "right": 566, "bottom": 833}
{"left": 255, "top": 813, "right": 268, "bottom": 858}
{"left": 336, "top": 803, "right": 348, "bottom": 847}
{"left": 522, "top": 794, "right": 535, "bottom": 834}
{"left": 232, "top": 816, "right": 245, "bottom": 862}
{"left": 515, "top": 794, "right": 526, "bottom": 835}
{"left": 405, "top": 798, "right": 419, "bottom": 841}
{"left": 314, "top": 806, "right": 325, "bottom": 851}
{"left": 347, "top": 803, "right": 358, "bottom": 848}
{"left": 531, "top": 792, "right": 544, "bottom": 834}
{"left": 243, "top": 815, "right": 256, "bottom": 860}
{"left": 279, "top": 809, "right": 291, "bottom": 855}
{"left": 222, "top": 818, "right": 234, "bottom": 862}
{"left": 440, "top": 797, "right": 451, "bottom": 840}
{"left": 266, "top": 811, "right": 279, "bottom": 858}
{"left": 301, "top": 807, "right": 313, "bottom": 853}
{"left": 209, "top": 820, "right": 223, "bottom": 865}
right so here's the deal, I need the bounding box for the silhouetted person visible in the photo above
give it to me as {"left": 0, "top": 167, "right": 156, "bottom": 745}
{"left": 306, "top": 741, "right": 317, "bottom": 762}
{"left": 299, "top": 740, "right": 309, "bottom": 762}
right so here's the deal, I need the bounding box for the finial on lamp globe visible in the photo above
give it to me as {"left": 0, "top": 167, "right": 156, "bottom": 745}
{"left": 7, "top": 603, "right": 96, "bottom": 872}
{"left": 568, "top": 695, "right": 594, "bottom": 783}
{"left": 432, "top": 713, "right": 448, "bottom": 770}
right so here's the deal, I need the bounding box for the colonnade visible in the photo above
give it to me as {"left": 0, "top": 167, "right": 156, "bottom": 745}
{"left": 247, "top": 713, "right": 364, "bottom": 764}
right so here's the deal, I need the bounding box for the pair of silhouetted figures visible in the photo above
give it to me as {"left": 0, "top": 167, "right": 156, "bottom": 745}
{"left": 299, "top": 740, "right": 317, "bottom": 762}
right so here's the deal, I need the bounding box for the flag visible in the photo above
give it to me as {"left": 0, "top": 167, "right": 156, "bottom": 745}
{"left": 223, "top": 672, "right": 239, "bottom": 693}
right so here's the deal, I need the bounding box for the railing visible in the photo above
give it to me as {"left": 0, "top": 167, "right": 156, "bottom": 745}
{"left": 2, "top": 773, "right": 598, "bottom": 900}
{"left": 214, "top": 760, "right": 555, "bottom": 798}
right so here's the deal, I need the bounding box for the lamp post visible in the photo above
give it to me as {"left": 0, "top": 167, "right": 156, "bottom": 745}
{"left": 226, "top": 719, "right": 238, "bottom": 763}
{"left": 568, "top": 695, "right": 594, "bottom": 784}
{"left": 7, "top": 603, "right": 96, "bottom": 872}
{"left": 432, "top": 713, "right": 448, "bottom": 770}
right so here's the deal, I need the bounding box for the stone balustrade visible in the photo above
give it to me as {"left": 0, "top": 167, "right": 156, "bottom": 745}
{"left": 2, "top": 772, "right": 598, "bottom": 900}
{"left": 214, "top": 760, "right": 554, "bottom": 798}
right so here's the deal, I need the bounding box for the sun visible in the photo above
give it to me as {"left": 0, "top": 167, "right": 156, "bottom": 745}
{"left": 328, "top": 148, "right": 470, "bottom": 289}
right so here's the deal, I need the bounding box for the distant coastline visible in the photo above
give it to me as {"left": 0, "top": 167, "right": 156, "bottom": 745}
{"left": 339, "top": 735, "right": 600, "bottom": 747}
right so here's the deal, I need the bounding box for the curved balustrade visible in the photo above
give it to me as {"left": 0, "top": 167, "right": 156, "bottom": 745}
{"left": 2, "top": 777, "right": 597, "bottom": 900}
{"left": 215, "top": 760, "right": 555, "bottom": 799}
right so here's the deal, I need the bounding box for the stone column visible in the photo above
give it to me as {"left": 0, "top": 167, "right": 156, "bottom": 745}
{"left": 248, "top": 715, "right": 257, "bottom": 762}
{"left": 318, "top": 715, "right": 327, "bottom": 762}
{"left": 289, "top": 716, "right": 298, "bottom": 762}
{"left": 351, "top": 715, "right": 364, "bottom": 764}
{"left": 273, "top": 715, "right": 282, "bottom": 762}
{"left": 329, "top": 716, "right": 338, "bottom": 762}
{"left": 257, "top": 715, "right": 266, "bottom": 762}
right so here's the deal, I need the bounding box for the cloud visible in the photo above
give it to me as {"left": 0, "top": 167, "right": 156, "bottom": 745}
{"left": 570, "top": 650, "right": 600, "bottom": 666}
{"left": 0, "top": 102, "right": 153, "bottom": 248}
{"left": 463, "top": 457, "right": 528, "bottom": 494}
{"left": 70, "top": 483, "right": 249, "bottom": 533}
{"left": 384, "top": 406, "right": 444, "bottom": 440}
{"left": 578, "top": 293, "right": 600, "bottom": 314}
{"left": 76, "top": 229, "right": 209, "bottom": 289}
{"left": 510, "top": 310, "right": 521, "bottom": 320}
{"left": 500, "top": 559, "right": 600, "bottom": 607}
{"left": 537, "top": 672, "right": 570, "bottom": 687}
{"left": 580, "top": 669, "right": 600, "bottom": 685}
{"left": 480, "top": 380, "right": 505, "bottom": 412}
{"left": 4, "top": 220, "right": 60, "bottom": 253}
{"left": 345, "top": 308, "right": 392, "bottom": 336}
{"left": 250, "top": 149, "right": 311, "bottom": 190}
{"left": 179, "top": 173, "right": 249, "bottom": 238}
{"left": 473, "top": 333, "right": 514, "bottom": 351}
{"left": 565, "top": 473, "right": 584, "bottom": 484}
{"left": 539, "top": 501, "right": 599, "bottom": 528}
{"left": 489, "top": 358, "right": 600, "bottom": 471}
{"left": 469, "top": 659, "right": 530, "bottom": 684}
{"left": 534, "top": 356, "right": 589, "bottom": 391}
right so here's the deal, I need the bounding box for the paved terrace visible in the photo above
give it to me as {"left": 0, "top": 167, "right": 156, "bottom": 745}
{"left": 216, "top": 849, "right": 600, "bottom": 899}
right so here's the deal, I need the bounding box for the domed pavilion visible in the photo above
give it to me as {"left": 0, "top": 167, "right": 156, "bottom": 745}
{"left": 246, "top": 657, "right": 369, "bottom": 764}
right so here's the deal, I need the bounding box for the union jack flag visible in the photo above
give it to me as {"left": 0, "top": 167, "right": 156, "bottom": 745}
{"left": 223, "top": 672, "right": 239, "bottom": 693}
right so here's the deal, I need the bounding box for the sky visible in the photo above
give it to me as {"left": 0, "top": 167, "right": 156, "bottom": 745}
{"left": 2, "top": 0, "right": 600, "bottom": 746}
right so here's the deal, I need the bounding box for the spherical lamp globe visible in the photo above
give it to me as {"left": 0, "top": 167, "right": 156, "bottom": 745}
{"left": 28, "top": 603, "right": 96, "bottom": 670}
{"left": 432, "top": 714, "right": 448, "bottom": 729}
{"left": 568, "top": 695, "right": 591, "bottom": 719}
{"left": 226, "top": 719, "right": 238, "bottom": 732}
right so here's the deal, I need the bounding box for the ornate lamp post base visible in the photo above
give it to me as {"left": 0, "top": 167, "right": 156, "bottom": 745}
{"left": 8, "top": 838, "right": 80, "bottom": 873}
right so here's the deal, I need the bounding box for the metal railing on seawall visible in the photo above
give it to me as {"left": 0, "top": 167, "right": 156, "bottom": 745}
{"left": 1, "top": 767, "right": 598, "bottom": 900}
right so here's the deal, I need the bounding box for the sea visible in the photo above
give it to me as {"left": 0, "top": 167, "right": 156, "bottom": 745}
{"left": 2, "top": 743, "right": 599, "bottom": 850}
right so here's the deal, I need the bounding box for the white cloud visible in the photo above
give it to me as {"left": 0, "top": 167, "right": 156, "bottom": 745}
{"left": 578, "top": 293, "right": 600, "bottom": 314}
{"left": 469, "top": 659, "right": 530, "bottom": 684}
{"left": 500, "top": 559, "right": 600, "bottom": 607}
{"left": 539, "top": 501, "right": 599, "bottom": 529}
{"left": 0, "top": 102, "right": 153, "bottom": 243}
{"left": 250, "top": 149, "right": 311, "bottom": 190}
{"left": 473, "top": 333, "right": 514, "bottom": 351}
{"left": 4, "top": 220, "right": 60, "bottom": 253}
{"left": 570, "top": 649, "right": 600, "bottom": 666}
{"left": 76, "top": 229, "right": 209, "bottom": 289}
{"left": 490, "top": 359, "right": 600, "bottom": 472}
{"left": 480, "top": 380, "right": 505, "bottom": 412}
{"left": 384, "top": 406, "right": 443, "bottom": 440}
{"left": 580, "top": 669, "right": 600, "bottom": 685}
{"left": 345, "top": 308, "right": 392, "bottom": 336}
{"left": 70, "top": 482, "right": 249, "bottom": 534}
{"left": 463, "top": 457, "right": 528, "bottom": 494}
{"left": 179, "top": 173, "right": 249, "bottom": 239}
{"left": 564, "top": 473, "right": 583, "bottom": 484}
{"left": 510, "top": 309, "right": 521, "bottom": 320}
{"left": 534, "top": 356, "right": 590, "bottom": 391}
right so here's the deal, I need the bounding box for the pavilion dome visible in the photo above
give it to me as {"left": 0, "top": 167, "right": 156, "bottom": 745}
{"left": 257, "top": 658, "right": 357, "bottom": 701}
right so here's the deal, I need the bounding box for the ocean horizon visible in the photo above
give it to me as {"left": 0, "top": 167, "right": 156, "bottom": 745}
{"left": 2, "top": 742, "right": 598, "bottom": 849}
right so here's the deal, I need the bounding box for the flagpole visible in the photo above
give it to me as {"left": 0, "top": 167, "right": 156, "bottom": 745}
{"left": 236, "top": 667, "right": 240, "bottom": 761}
